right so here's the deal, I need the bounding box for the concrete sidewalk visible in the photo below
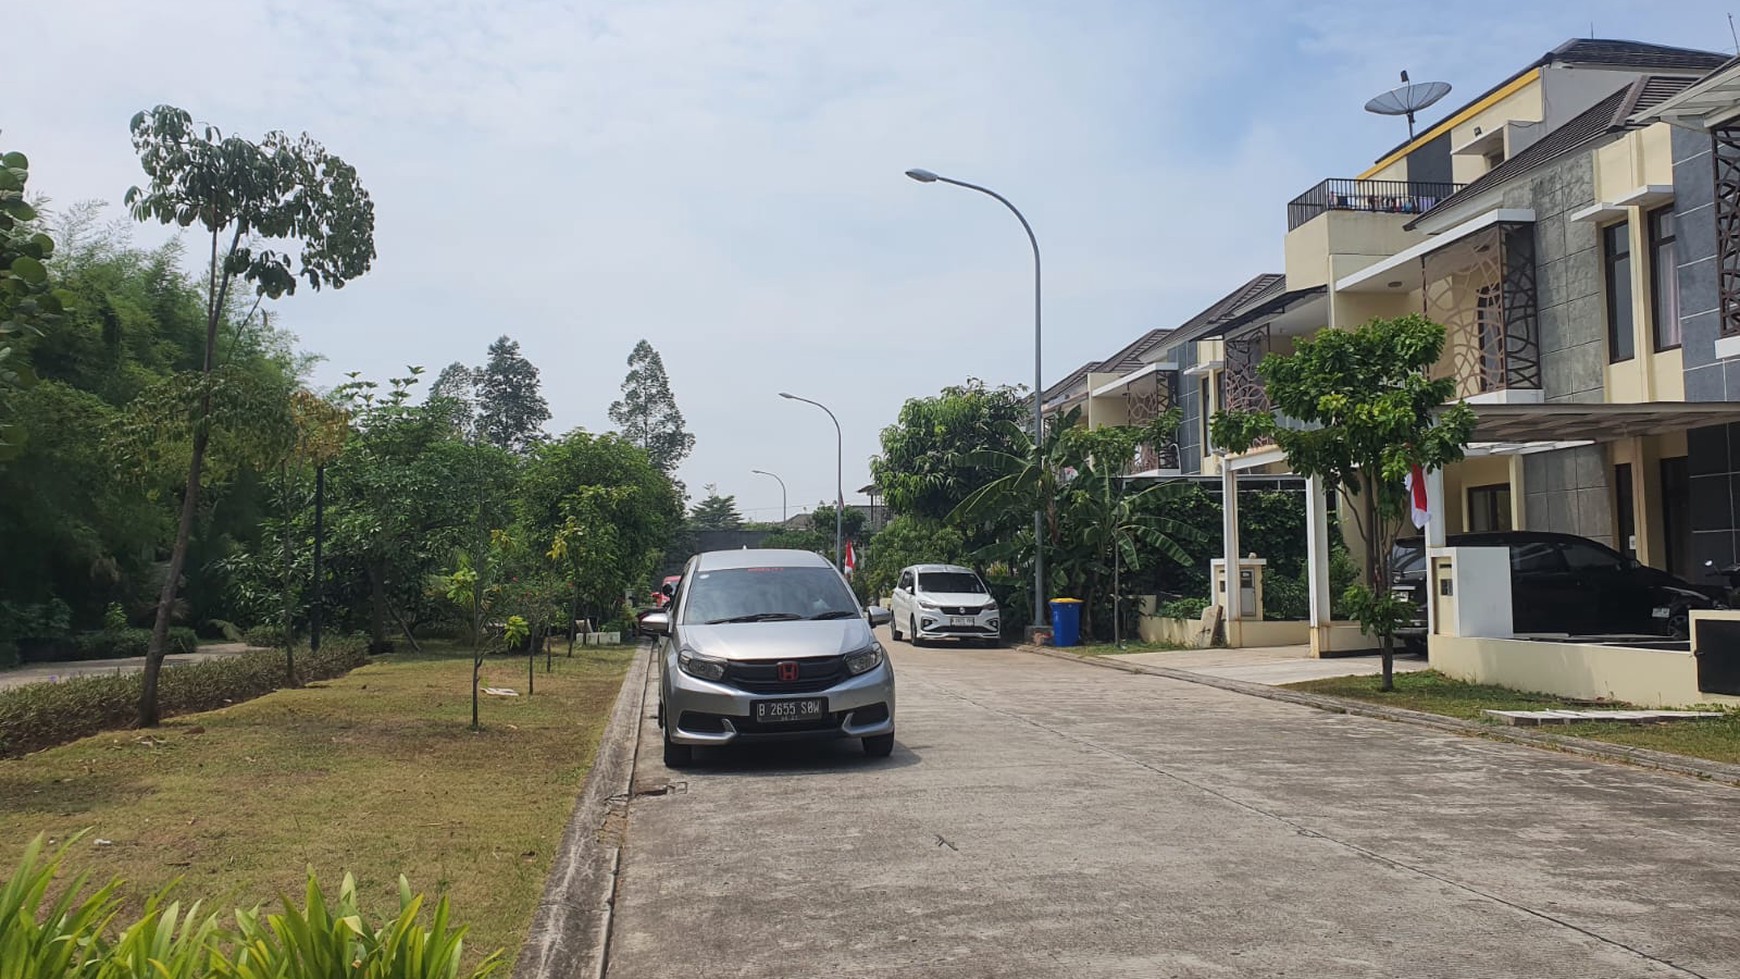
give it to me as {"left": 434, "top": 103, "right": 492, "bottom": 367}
{"left": 1112, "top": 643, "right": 1430, "bottom": 685}
{"left": 0, "top": 643, "right": 257, "bottom": 691}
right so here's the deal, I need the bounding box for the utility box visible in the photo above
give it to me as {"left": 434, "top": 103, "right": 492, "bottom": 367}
{"left": 1426, "top": 547, "right": 1512, "bottom": 638}
{"left": 1211, "top": 558, "right": 1266, "bottom": 621}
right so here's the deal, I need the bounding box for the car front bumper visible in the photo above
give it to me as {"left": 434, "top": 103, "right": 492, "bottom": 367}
{"left": 911, "top": 607, "right": 1000, "bottom": 640}
{"left": 663, "top": 657, "right": 896, "bottom": 746}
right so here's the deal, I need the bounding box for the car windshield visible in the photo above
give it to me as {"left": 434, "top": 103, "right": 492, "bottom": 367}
{"left": 680, "top": 566, "right": 859, "bottom": 624}
{"left": 1389, "top": 542, "right": 1425, "bottom": 576}
{"left": 919, "top": 572, "right": 987, "bottom": 594}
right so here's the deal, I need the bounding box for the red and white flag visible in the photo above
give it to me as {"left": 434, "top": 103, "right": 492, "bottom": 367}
{"left": 1404, "top": 464, "right": 1430, "bottom": 529}
{"left": 843, "top": 540, "right": 857, "bottom": 576}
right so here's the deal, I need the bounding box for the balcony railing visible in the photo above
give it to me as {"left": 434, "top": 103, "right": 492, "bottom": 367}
{"left": 1287, "top": 178, "right": 1465, "bottom": 232}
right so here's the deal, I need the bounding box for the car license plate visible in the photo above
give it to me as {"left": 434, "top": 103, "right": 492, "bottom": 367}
{"left": 949, "top": 616, "right": 974, "bottom": 626}
{"left": 1652, "top": 606, "right": 1671, "bottom": 619}
{"left": 753, "top": 698, "right": 826, "bottom": 723}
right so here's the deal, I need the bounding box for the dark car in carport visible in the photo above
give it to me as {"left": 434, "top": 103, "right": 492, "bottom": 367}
{"left": 1392, "top": 531, "right": 1726, "bottom": 648}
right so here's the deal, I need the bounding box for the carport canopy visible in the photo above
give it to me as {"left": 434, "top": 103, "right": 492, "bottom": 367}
{"left": 1461, "top": 401, "right": 1740, "bottom": 454}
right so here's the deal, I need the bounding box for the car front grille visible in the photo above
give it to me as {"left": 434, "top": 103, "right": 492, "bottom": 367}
{"left": 938, "top": 606, "right": 985, "bottom": 616}
{"left": 721, "top": 655, "right": 848, "bottom": 693}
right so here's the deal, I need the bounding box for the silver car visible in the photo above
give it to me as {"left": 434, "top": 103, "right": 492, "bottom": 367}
{"left": 640, "top": 549, "right": 896, "bottom": 767}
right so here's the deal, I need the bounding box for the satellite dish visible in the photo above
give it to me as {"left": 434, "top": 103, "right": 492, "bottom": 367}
{"left": 1364, "top": 70, "right": 1452, "bottom": 139}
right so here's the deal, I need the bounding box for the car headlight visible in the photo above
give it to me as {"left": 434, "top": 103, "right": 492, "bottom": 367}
{"left": 845, "top": 644, "right": 885, "bottom": 676}
{"left": 918, "top": 599, "right": 939, "bottom": 610}
{"left": 677, "top": 648, "right": 727, "bottom": 681}
{"left": 983, "top": 601, "right": 998, "bottom": 612}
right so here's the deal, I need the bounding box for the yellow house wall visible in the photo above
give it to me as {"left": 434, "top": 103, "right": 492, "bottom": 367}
{"left": 1359, "top": 68, "right": 1545, "bottom": 181}
{"left": 1284, "top": 212, "right": 1426, "bottom": 291}
{"left": 1449, "top": 86, "right": 1545, "bottom": 183}
{"left": 1084, "top": 372, "right": 1129, "bottom": 429}
{"left": 1431, "top": 628, "right": 1740, "bottom": 709}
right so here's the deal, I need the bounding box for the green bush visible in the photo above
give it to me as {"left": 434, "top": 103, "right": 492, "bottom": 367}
{"left": 1159, "top": 596, "right": 1210, "bottom": 620}
{"left": 0, "top": 642, "right": 16, "bottom": 669}
{"left": 1262, "top": 574, "right": 1310, "bottom": 621}
{"left": 244, "top": 623, "right": 289, "bottom": 648}
{"left": 1, "top": 833, "right": 503, "bottom": 979}
{"left": 0, "top": 638, "right": 367, "bottom": 758}
{"left": 36, "top": 627, "right": 200, "bottom": 662}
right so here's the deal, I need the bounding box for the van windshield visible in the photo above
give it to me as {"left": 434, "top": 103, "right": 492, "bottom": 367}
{"left": 919, "top": 572, "right": 987, "bottom": 594}
{"left": 681, "top": 566, "right": 859, "bottom": 624}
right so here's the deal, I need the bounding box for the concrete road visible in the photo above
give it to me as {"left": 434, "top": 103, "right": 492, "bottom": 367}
{"left": 0, "top": 644, "right": 254, "bottom": 691}
{"left": 1117, "top": 646, "right": 1431, "bottom": 685}
{"left": 605, "top": 638, "right": 1740, "bottom": 978}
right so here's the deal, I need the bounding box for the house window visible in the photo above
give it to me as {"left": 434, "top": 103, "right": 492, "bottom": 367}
{"left": 1466, "top": 483, "right": 1512, "bottom": 533}
{"left": 1649, "top": 207, "right": 1680, "bottom": 351}
{"left": 1604, "top": 221, "right": 1634, "bottom": 362}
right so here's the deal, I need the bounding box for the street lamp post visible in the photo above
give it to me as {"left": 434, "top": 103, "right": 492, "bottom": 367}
{"left": 905, "top": 167, "right": 1046, "bottom": 634}
{"left": 751, "top": 468, "right": 788, "bottom": 524}
{"left": 778, "top": 393, "right": 844, "bottom": 571}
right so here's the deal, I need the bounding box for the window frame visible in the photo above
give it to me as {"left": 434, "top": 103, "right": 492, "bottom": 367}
{"left": 1465, "top": 482, "right": 1512, "bottom": 533}
{"left": 1648, "top": 205, "right": 1681, "bottom": 352}
{"left": 1604, "top": 220, "right": 1635, "bottom": 363}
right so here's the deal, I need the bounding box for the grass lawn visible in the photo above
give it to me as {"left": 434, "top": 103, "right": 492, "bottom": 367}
{"left": 0, "top": 640, "right": 634, "bottom": 966}
{"left": 1285, "top": 670, "right": 1740, "bottom": 766}
{"left": 1069, "top": 640, "right": 1190, "bottom": 657}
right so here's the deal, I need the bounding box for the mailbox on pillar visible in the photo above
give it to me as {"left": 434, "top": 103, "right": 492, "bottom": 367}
{"left": 1210, "top": 558, "right": 1266, "bottom": 621}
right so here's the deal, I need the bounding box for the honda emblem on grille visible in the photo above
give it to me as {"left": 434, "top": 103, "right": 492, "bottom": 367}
{"left": 777, "top": 661, "right": 800, "bottom": 682}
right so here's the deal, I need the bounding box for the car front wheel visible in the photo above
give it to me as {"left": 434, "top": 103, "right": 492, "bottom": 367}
{"left": 662, "top": 725, "right": 692, "bottom": 768}
{"left": 863, "top": 733, "right": 894, "bottom": 758}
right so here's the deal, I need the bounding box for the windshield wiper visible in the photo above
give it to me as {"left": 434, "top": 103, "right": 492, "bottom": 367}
{"left": 706, "top": 612, "right": 804, "bottom": 624}
{"left": 808, "top": 609, "right": 860, "bottom": 620}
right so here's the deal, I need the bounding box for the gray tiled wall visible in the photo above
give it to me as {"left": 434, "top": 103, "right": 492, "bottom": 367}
{"left": 1500, "top": 152, "right": 1605, "bottom": 405}
{"left": 1674, "top": 126, "right": 1740, "bottom": 572}
{"left": 1523, "top": 444, "right": 1615, "bottom": 545}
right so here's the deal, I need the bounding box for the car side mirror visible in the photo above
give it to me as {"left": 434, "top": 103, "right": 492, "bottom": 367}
{"left": 866, "top": 606, "right": 892, "bottom": 627}
{"left": 660, "top": 582, "right": 677, "bottom": 598}
{"left": 639, "top": 610, "right": 671, "bottom": 636}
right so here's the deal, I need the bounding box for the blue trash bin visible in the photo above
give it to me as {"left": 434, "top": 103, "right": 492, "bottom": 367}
{"left": 1048, "top": 598, "right": 1083, "bottom": 647}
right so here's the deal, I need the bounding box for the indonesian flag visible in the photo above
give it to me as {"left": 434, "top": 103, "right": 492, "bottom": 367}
{"left": 1404, "top": 464, "right": 1430, "bottom": 530}
{"left": 843, "top": 540, "right": 857, "bottom": 576}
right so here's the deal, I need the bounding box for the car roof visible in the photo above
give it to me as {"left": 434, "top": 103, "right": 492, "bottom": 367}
{"left": 907, "top": 564, "right": 977, "bottom": 575}
{"left": 694, "top": 548, "right": 834, "bottom": 571}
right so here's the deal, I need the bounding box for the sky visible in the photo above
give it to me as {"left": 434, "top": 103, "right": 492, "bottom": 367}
{"left": 9, "top": 0, "right": 1730, "bottom": 522}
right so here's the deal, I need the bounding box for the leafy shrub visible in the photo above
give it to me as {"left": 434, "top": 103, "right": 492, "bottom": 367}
{"left": 1, "top": 833, "right": 503, "bottom": 979}
{"left": 245, "top": 623, "right": 289, "bottom": 648}
{"left": 0, "top": 642, "right": 16, "bottom": 669}
{"left": 103, "top": 602, "right": 129, "bottom": 631}
{"left": 0, "top": 638, "right": 367, "bottom": 758}
{"left": 26, "top": 627, "right": 201, "bottom": 662}
{"left": 1262, "top": 574, "right": 1310, "bottom": 621}
{"left": 0, "top": 598, "right": 72, "bottom": 643}
{"left": 1159, "top": 596, "right": 1210, "bottom": 620}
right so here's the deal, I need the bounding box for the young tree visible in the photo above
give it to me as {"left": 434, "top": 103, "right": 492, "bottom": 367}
{"left": 608, "top": 339, "right": 694, "bottom": 473}
{"left": 1211, "top": 314, "right": 1475, "bottom": 690}
{"left": 476, "top": 335, "right": 549, "bottom": 454}
{"left": 124, "top": 105, "right": 375, "bottom": 726}
{"left": 690, "top": 492, "right": 744, "bottom": 531}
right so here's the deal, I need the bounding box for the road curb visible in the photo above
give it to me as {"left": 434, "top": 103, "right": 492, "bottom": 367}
{"left": 1023, "top": 644, "right": 1740, "bottom": 788}
{"left": 512, "top": 642, "right": 651, "bottom": 979}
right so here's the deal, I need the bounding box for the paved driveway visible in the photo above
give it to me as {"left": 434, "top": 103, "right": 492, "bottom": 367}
{"left": 0, "top": 644, "right": 254, "bottom": 691}
{"left": 605, "top": 637, "right": 1740, "bottom": 978}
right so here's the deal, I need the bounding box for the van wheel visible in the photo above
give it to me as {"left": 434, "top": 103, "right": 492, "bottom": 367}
{"left": 909, "top": 617, "right": 923, "bottom": 647}
{"left": 662, "top": 727, "right": 692, "bottom": 768}
{"left": 890, "top": 618, "right": 903, "bottom": 641}
{"left": 863, "top": 733, "right": 894, "bottom": 758}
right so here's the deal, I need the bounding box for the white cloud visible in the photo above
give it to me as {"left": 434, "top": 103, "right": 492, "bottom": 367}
{"left": 10, "top": 0, "right": 1732, "bottom": 516}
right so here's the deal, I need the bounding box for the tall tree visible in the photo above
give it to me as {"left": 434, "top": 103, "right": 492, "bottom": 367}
{"left": 608, "top": 339, "right": 694, "bottom": 474}
{"left": 1212, "top": 314, "right": 1475, "bottom": 690}
{"left": 871, "top": 380, "right": 1030, "bottom": 552}
{"left": 0, "top": 146, "right": 71, "bottom": 457}
{"left": 689, "top": 492, "right": 744, "bottom": 531}
{"left": 428, "top": 361, "right": 477, "bottom": 430}
{"left": 124, "top": 105, "right": 376, "bottom": 726}
{"left": 476, "top": 336, "right": 548, "bottom": 454}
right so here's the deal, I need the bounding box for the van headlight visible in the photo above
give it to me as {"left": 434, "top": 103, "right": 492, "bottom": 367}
{"left": 918, "top": 599, "right": 940, "bottom": 610}
{"left": 845, "top": 644, "right": 885, "bottom": 676}
{"left": 677, "top": 648, "right": 727, "bottom": 681}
